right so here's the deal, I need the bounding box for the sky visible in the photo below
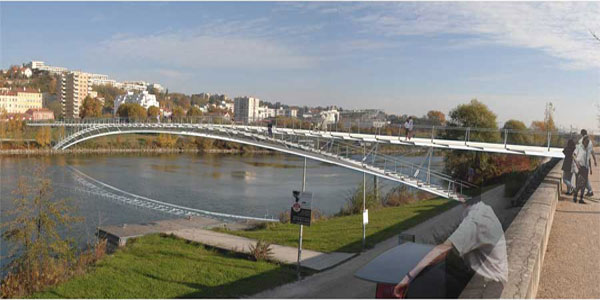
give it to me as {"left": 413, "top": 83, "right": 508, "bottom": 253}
{"left": 1, "top": 1, "right": 599, "bottom": 130}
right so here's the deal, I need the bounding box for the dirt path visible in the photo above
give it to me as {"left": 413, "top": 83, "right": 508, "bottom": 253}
{"left": 537, "top": 153, "right": 600, "bottom": 298}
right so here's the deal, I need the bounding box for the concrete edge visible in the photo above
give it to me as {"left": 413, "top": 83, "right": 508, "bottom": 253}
{"left": 460, "top": 160, "right": 562, "bottom": 299}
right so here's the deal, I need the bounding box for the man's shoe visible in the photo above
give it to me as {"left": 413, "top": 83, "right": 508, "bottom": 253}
{"left": 579, "top": 200, "right": 587, "bottom": 204}
{"left": 585, "top": 191, "right": 594, "bottom": 197}
{"left": 566, "top": 190, "right": 573, "bottom": 195}
{"left": 573, "top": 198, "right": 577, "bottom": 203}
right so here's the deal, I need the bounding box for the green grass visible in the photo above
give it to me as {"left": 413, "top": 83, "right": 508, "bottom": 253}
{"left": 218, "top": 198, "right": 456, "bottom": 253}
{"left": 30, "top": 234, "right": 299, "bottom": 299}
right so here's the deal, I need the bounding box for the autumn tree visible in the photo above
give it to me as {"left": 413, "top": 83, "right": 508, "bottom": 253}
{"left": 156, "top": 134, "right": 177, "bottom": 148}
{"left": 1, "top": 167, "right": 82, "bottom": 297}
{"left": 116, "top": 103, "right": 147, "bottom": 121}
{"left": 147, "top": 106, "right": 160, "bottom": 119}
{"left": 187, "top": 106, "right": 203, "bottom": 117}
{"left": 79, "top": 96, "right": 103, "bottom": 119}
{"left": 502, "top": 119, "right": 530, "bottom": 145}
{"left": 426, "top": 110, "right": 446, "bottom": 126}
{"left": 172, "top": 106, "right": 186, "bottom": 119}
{"left": 35, "top": 127, "right": 52, "bottom": 148}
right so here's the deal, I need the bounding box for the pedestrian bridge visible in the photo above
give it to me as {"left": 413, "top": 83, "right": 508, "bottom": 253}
{"left": 27, "top": 119, "right": 566, "bottom": 202}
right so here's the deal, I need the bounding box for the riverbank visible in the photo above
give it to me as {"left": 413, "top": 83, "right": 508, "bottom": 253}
{"left": 0, "top": 147, "right": 273, "bottom": 155}
{"left": 27, "top": 198, "right": 454, "bottom": 298}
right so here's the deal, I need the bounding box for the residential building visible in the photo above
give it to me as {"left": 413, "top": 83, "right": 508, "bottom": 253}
{"left": 147, "top": 83, "right": 165, "bottom": 93}
{"left": 116, "top": 81, "right": 148, "bottom": 92}
{"left": 339, "top": 109, "right": 388, "bottom": 129}
{"left": 25, "top": 108, "right": 54, "bottom": 121}
{"left": 0, "top": 88, "right": 43, "bottom": 114}
{"left": 113, "top": 91, "right": 159, "bottom": 115}
{"left": 26, "top": 61, "right": 68, "bottom": 75}
{"left": 58, "top": 71, "right": 92, "bottom": 119}
{"left": 234, "top": 96, "right": 260, "bottom": 123}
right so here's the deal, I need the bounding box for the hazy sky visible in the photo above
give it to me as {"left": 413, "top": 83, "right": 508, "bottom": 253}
{"left": 1, "top": 2, "right": 599, "bottom": 129}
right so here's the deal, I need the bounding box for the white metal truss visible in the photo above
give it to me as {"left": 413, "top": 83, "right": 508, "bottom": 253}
{"left": 28, "top": 121, "right": 479, "bottom": 202}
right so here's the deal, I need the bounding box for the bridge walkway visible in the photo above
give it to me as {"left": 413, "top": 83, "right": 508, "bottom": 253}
{"left": 537, "top": 150, "right": 600, "bottom": 298}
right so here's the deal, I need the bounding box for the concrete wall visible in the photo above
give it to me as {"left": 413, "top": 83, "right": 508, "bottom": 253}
{"left": 460, "top": 161, "right": 562, "bottom": 298}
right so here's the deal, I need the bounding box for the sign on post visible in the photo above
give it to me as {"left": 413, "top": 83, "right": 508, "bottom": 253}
{"left": 291, "top": 191, "right": 313, "bottom": 226}
{"left": 363, "top": 209, "right": 369, "bottom": 225}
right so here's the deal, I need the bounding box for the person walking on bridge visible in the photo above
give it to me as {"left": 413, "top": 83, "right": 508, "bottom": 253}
{"left": 562, "top": 139, "right": 576, "bottom": 195}
{"left": 573, "top": 136, "right": 592, "bottom": 204}
{"left": 404, "top": 117, "right": 414, "bottom": 141}
{"left": 578, "top": 129, "right": 597, "bottom": 197}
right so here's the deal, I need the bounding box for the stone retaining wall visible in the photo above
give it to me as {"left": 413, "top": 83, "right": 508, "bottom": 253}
{"left": 460, "top": 160, "right": 562, "bottom": 298}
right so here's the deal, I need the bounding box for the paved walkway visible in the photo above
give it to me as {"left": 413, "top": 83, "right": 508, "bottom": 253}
{"left": 537, "top": 153, "right": 600, "bottom": 298}
{"left": 167, "top": 228, "right": 355, "bottom": 271}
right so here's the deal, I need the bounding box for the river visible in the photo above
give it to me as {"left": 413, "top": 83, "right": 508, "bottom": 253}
{"left": 0, "top": 152, "right": 444, "bottom": 265}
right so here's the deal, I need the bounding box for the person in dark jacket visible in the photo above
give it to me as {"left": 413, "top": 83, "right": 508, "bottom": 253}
{"left": 562, "top": 139, "right": 576, "bottom": 195}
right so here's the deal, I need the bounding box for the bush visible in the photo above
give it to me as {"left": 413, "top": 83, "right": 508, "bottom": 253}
{"left": 248, "top": 240, "right": 273, "bottom": 261}
{"left": 384, "top": 185, "right": 433, "bottom": 207}
{"left": 338, "top": 181, "right": 382, "bottom": 216}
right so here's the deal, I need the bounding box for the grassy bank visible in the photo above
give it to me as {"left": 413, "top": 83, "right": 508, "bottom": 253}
{"left": 30, "top": 234, "right": 299, "bottom": 299}
{"left": 218, "top": 198, "right": 456, "bottom": 253}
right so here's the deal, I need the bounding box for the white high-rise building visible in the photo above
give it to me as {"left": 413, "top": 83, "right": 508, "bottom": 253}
{"left": 113, "top": 91, "right": 159, "bottom": 115}
{"left": 234, "top": 97, "right": 260, "bottom": 123}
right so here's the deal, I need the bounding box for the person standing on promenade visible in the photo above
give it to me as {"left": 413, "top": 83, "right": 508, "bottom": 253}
{"left": 404, "top": 117, "right": 414, "bottom": 141}
{"left": 578, "top": 129, "right": 597, "bottom": 196}
{"left": 573, "top": 136, "right": 592, "bottom": 204}
{"left": 562, "top": 139, "right": 576, "bottom": 195}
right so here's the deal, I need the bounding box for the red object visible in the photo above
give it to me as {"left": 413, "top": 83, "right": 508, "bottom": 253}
{"left": 375, "top": 283, "right": 405, "bottom": 299}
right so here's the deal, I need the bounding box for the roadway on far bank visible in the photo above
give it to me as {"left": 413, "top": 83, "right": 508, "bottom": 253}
{"left": 537, "top": 150, "right": 600, "bottom": 298}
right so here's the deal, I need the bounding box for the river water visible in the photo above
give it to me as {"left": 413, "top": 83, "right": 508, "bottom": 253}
{"left": 0, "top": 152, "right": 444, "bottom": 265}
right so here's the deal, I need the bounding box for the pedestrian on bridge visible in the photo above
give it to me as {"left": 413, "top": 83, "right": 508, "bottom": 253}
{"left": 268, "top": 121, "right": 273, "bottom": 137}
{"left": 573, "top": 136, "right": 592, "bottom": 204}
{"left": 404, "top": 117, "right": 414, "bottom": 141}
{"left": 562, "top": 139, "right": 576, "bottom": 195}
{"left": 578, "top": 129, "right": 597, "bottom": 197}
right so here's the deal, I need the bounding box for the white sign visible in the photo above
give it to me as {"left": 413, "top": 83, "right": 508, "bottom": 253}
{"left": 363, "top": 209, "right": 369, "bottom": 225}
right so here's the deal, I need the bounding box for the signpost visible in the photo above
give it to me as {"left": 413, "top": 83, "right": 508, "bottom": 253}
{"left": 295, "top": 157, "right": 310, "bottom": 280}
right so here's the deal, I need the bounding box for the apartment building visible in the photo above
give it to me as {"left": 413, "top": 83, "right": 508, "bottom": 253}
{"left": 26, "top": 60, "right": 68, "bottom": 75}
{"left": 0, "top": 88, "right": 43, "bottom": 114}
{"left": 59, "top": 71, "right": 92, "bottom": 119}
{"left": 113, "top": 91, "right": 159, "bottom": 115}
{"left": 234, "top": 96, "right": 260, "bottom": 123}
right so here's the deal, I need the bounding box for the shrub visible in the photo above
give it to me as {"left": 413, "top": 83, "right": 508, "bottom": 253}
{"left": 248, "top": 240, "right": 273, "bottom": 261}
{"left": 338, "top": 181, "right": 382, "bottom": 216}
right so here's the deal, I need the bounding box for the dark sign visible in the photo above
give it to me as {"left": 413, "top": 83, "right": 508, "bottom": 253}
{"left": 291, "top": 191, "right": 312, "bottom": 226}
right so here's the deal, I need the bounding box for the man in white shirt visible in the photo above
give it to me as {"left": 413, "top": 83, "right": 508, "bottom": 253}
{"left": 578, "top": 129, "right": 597, "bottom": 196}
{"left": 404, "top": 117, "right": 414, "bottom": 141}
{"left": 573, "top": 136, "right": 592, "bottom": 203}
{"left": 394, "top": 199, "right": 507, "bottom": 297}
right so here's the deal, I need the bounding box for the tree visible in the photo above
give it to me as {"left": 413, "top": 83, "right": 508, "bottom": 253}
{"left": 92, "top": 85, "right": 126, "bottom": 115}
{"left": 1, "top": 168, "right": 81, "bottom": 297}
{"left": 116, "top": 103, "right": 147, "bottom": 121}
{"left": 444, "top": 99, "right": 501, "bottom": 184}
{"left": 502, "top": 119, "right": 530, "bottom": 145}
{"left": 46, "top": 100, "right": 62, "bottom": 120}
{"left": 79, "top": 96, "right": 103, "bottom": 119}
{"left": 147, "top": 106, "right": 160, "bottom": 119}
{"left": 172, "top": 106, "right": 186, "bottom": 119}
{"left": 156, "top": 134, "right": 178, "bottom": 148}
{"left": 446, "top": 99, "right": 500, "bottom": 142}
{"left": 35, "top": 127, "right": 52, "bottom": 148}
{"left": 187, "top": 106, "right": 203, "bottom": 117}
{"left": 426, "top": 110, "right": 446, "bottom": 126}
